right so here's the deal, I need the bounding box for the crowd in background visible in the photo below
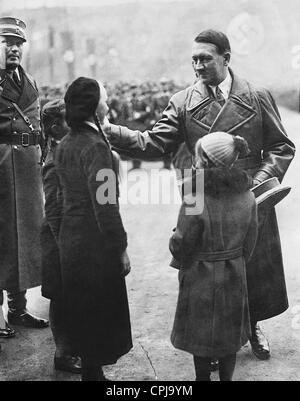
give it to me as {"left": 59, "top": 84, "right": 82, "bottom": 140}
{"left": 40, "top": 78, "right": 188, "bottom": 169}
{"left": 40, "top": 78, "right": 187, "bottom": 131}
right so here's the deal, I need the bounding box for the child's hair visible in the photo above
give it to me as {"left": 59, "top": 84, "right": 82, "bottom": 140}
{"left": 232, "top": 136, "right": 250, "bottom": 159}
{"left": 40, "top": 99, "right": 65, "bottom": 165}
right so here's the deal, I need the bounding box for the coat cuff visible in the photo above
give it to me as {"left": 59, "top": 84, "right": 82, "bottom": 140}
{"left": 252, "top": 170, "right": 272, "bottom": 185}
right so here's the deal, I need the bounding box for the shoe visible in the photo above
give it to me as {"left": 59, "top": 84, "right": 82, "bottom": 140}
{"left": 99, "top": 374, "right": 111, "bottom": 381}
{"left": 99, "top": 369, "right": 111, "bottom": 381}
{"left": 54, "top": 355, "right": 82, "bottom": 374}
{"left": 0, "top": 322, "right": 16, "bottom": 338}
{"left": 81, "top": 373, "right": 111, "bottom": 381}
{"left": 250, "top": 324, "right": 270, "bottom": 360}
{"left": 210, "top": 359, "right": 219, "bottom": 372}
{"left": 7, "top": 311, "right": 49, "bottom": 329}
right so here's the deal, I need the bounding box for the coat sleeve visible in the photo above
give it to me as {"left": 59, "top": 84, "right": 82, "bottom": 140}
{"left": 107, "top": 93, "right": 185, "bottom": 159}
{"left": 169, "top": 198, "right": 204, "bottom": 265}
{"left": 253, "top": 89, "right": 295, "bottom": 184}
{"left": 81, "top": 141, "right": 127, "bottom": 256}
{"left": 42, "top": 161, "right": 63, "bottom": 241}
{"left": 243, "top": 198, "right": 258, "bottom": 262}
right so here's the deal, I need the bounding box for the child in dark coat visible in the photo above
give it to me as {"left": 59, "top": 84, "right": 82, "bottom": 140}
{"left": 169, "top": 132, "right": 258, "bottom": 381}
{"left": 40, "top": 99, "right": 81, "bottom": 373}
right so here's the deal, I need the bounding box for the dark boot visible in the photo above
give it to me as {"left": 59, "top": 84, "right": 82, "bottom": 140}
{"left": 81, "top": 359, "right": 110, "bottom": 382}
{"left": 7, "top": 290, "right": 49, "bottom": 329}
{"left": 250, "top": 323, "right": 270, "bottom": 360}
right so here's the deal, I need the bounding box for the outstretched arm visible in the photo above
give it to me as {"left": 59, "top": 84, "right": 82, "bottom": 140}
{"left": 103, "top": 93, "right": 185, "bottom": 160}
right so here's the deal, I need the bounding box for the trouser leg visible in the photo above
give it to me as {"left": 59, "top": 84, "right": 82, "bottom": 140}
{"left": 81, "top": 357, "right": 104, "bottom": 381}
{"left": 218, "top": 353, "right": 236, "bottom": 381}
{"left": 7, "top": 290, "right": 27, "bottom": 315}
{"left": 193, "top": 356, "right": 211, "bottom": 381}
{"left": 50, "top": 297, "right": 72, "bottom": 357}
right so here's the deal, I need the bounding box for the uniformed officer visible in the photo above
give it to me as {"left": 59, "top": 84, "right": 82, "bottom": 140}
{"left": 0, "top": 17, "right": 49, "bottom": 339}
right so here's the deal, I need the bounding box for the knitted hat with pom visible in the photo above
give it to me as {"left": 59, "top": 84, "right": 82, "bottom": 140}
{"left": 197, "top": 132, "right": 250, "bottom": 168}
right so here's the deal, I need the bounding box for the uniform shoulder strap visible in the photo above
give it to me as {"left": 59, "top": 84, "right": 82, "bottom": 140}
{"left": 11, "top": 101, "right": 35, "bottom": 132}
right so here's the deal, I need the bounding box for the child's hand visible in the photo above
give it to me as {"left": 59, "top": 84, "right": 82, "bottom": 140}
{"left": 120, "top": 250, "right": 131, "bottom": 277}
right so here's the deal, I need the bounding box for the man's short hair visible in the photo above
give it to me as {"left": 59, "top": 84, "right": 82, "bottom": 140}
{"left": 194, "top": 30, "right": 231, "bottom": 55}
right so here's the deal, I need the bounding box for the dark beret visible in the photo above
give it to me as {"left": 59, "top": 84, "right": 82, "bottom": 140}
{"left": 64, "top": 77, "right": 100, "bottom": 128}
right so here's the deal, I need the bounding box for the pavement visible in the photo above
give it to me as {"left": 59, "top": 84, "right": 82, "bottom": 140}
{"left": 0, "top": 107, "right": 300, "bottom": 381}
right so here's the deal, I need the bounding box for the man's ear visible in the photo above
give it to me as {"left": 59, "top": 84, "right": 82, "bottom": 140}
{"left": 0, "top": 37, "right": 7, "bottom": 69}
{"left": 223, "top": 52, "right": 231, "bottom": 66}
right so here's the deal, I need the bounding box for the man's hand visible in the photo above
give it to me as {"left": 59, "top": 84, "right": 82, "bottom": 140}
{"left": 120, "top": 250, "right": 131, "bottom": 277}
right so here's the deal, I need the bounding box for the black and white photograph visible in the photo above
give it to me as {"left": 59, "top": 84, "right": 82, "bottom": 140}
{"left": 0, "top": 0, "right": 299, "bottom": 383}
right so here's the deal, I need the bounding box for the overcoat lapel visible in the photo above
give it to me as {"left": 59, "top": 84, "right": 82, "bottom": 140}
{"left": 0, "top": 69, "right": 21, "bottom": 103}
{"left": 18, "top": 67, "right": 38, "bottom": 110}
{"left": 0, "top": 67, "right": 38, "bottom": 109}
{"left": 186, "top": 70, "right": 257, "bottom": 135}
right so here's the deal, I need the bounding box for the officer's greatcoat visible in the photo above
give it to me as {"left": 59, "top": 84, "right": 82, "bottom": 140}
{"left": 109, "top": 70, "right": 295, "bottom": 321}
{"left": 0, "top": 67, "right": 43, "bottom": 291}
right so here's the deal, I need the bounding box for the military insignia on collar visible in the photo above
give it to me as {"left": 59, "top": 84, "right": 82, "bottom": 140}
{"left": 16, "top": 19, "right": 20, "bottom": 25}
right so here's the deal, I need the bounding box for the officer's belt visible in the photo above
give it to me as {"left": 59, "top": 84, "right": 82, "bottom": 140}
{"left": 193, "top": 247, "right": 243, "bottom": 262}
{"left": 0, "top": 133, "right": 41, "bottom": 147}
{"left": 233, "top": 155, "right": 262, "bottom": 170}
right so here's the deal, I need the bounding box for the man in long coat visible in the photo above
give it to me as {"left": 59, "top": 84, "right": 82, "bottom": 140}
{"left": 104, "top": 30, "right": 295, "bottom": 360}
{"left": 0, "top": 17, "right": 48, "bottom": 334}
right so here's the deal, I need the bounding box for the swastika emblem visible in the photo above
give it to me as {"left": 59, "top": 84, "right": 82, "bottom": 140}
{"left": 227, "top": 12, "right": 265, "bottom": 56}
